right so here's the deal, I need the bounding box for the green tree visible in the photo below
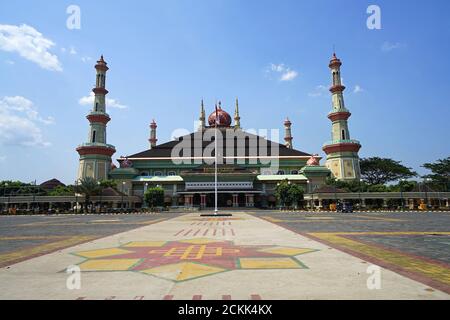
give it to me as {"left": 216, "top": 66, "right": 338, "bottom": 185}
{"left": 48, "top": 185, "right": 75, "bottom": 196}
{"left": 144, "top": 186, "right": 164, "bottom": 209}
{"left": 99, "top": 179, "right": 117, "bottom": 189}
{"left": 275, "top": 179, "right": 291, "bottom": 207}
{"left": 326, "top": 177, "right": 368, "bottom": 192}
{"left": 74, "top": 177, "right": 101, "bottom": 212}
{"left": 422, "top": 157, "right": 450, "bottom": 191}
{"left": 288, "top": 184, "right": 304, "bottom": 208}
{"left": 360, "top": 157, "right": 417, "bottom": 185}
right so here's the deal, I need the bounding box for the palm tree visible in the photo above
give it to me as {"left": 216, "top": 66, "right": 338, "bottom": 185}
{"left": 74, "top": 177, "right": 102, "bottom": 213}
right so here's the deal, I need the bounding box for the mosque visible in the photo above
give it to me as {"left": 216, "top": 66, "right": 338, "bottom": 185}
{"left": 76, "top": 53, "right": 362, "bottom": 208}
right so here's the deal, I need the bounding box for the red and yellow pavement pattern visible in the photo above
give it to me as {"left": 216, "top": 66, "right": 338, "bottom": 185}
{"left": 73, "top": 238, "right": 318, "bottom": 282}
{"left": 0, "top": 235, "right": 97, "bottom": 268}
{"left": 304, "top": 231, "right": 450, "bottom": 294}
{"left": 0, "top": 217, "right": 170, "bottom": 268}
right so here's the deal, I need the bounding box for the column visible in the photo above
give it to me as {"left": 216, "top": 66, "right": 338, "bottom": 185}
{"left": 361, "top": 198, "right": 366, "bottom": 208}
{"left": 171, "top": 195, "right": 178, "bottom": 207}
{"left": 200, "top": 194, "right": 207, "bottom": 208}
{"left": 248, "top": 194, "right": 254, "bottom": 207}
{"left": 446, "top": 198, "right": 449, "bottom": 208}
{"left": 232, "top": 194, "right": 239, "bottom": 207}
{"left": 184, "top": 195, "right": 190, "bottom": 207}
{"left": 383, "top": 199, "right": 389, "bottom": 208}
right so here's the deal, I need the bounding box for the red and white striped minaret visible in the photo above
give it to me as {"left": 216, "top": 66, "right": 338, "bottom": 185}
{"left": 322, "top": 53, "right": 361, "bottom": 181}
{"left": 76, "top": 55, "right": 116, "bottom": 181}
{"left": 149, "top": 119, "right": 158, "bottom": 149}
{"left": 284, "top": 118, "right": 293, "bottom": 149}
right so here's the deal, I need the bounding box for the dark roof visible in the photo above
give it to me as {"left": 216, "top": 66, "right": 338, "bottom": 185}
{"left": 100, "top": 187, "right": 126, "bottom": 196}
{"left": 125, "top": 130, "right": 312, "bottom": 159}
{"left": 313, "top": 185, "right": 346, "bottom": 193}
{"left": 40, "top": 178, "right": 65, "bottom": 190}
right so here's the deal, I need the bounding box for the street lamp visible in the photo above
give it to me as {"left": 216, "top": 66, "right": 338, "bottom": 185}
{"left": 399, "top": 179, "right": 405, "bottom": 211}
{"left": 5, "top": 183, "right": 9, "bottom": 213}
{"left": 121, "top": 181, "right": 126, "bottom": 211}
{"left": 97, "top": 181, "right": 102, "bottom": 213}
{"left": 74, "top": 180, "right": 79, "bottom": 214}
{"left": 424, "top": 178, "right": 432, "bottom": 209}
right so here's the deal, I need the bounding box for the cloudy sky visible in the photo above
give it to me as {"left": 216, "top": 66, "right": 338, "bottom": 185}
{"left": 0, "top": 0, "right": 449, "bottom": 184}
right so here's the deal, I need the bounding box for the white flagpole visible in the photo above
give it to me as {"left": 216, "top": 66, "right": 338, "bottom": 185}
{"left": 214, "top": 106, "right": 218, "bottom": 215}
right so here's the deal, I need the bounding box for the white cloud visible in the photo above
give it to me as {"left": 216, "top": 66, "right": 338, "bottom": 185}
{"left": 308, "top": 85, "right": 328, "bottom": 97}
{"left": 0, "top": 96, "right": 53, "bottom": 147}
{"left": 353, "top": 85, "right": 364, "bottom": 93}
{"left": 81, "top": 56, "right": 92, "bottom": 63}
{"left": 0, "top": 24, "right": 62, "bottom": 71}
{"left": 69, "top": 46, "right": 77, "bottom": 55}
{"left": 79, "top": 92, "right": 128, "bottom": 110}
{"left": 381, "top": 41, "right": 405, "bottom": 52}
{"left": 5, "top": 59, "right": 14, "bottom": 65}
{"left": 266, "top": 63, "right": 299, "bottom": 82}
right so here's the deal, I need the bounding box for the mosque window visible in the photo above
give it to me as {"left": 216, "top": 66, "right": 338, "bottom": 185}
{"left": 141, "top": 172, "right": 149, "bottom": 176}
{"left": 277, "top": 170, "right": 285, "bottom": 175}
{"left": 342, "top": 130, "right": 346, "bottom": 140}
{"left": 154, "top": 171, "right": 162, "bottom": 176}
{"left": 92, "top": 130, "right": 96, "bottom": 143}
{"left": 168, "top": 171, "right": 176, "bottom": 176}
{"left": 291, "top": 170, "right": 298, "bottom": 175}
{"left": 95, "top": 102, "right": 98, "bottom": 112}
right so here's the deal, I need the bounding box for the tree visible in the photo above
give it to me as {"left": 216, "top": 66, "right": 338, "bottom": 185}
{"left": 275, "top": 180, "right": 291, "bottom": 207}
{"left": 422, "top": 157, "right": 450, "bottom": 191}
{"left": 99, "top": 179, "right": 117, "bottom": 189}
{"left": 326, "top": 177, "right": 368, "bottom": 192}
{"left": 47, "top": 185, "right": 75, "bottom": 196}
{"left": 144, "top": 186, "right": 164, "bottom": 209}
{"left": 288, "top": 184, "right": 304, "bottom": 208}
{"left": 74, "top": 177, "right": 102, "bottom": 212}
{"left": 360, "top": 157, "right": 417, "bottom": 185}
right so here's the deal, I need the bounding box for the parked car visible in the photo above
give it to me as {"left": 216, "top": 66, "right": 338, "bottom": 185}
{"left": 336, "top": 202, "right": 353, "bottom": 213}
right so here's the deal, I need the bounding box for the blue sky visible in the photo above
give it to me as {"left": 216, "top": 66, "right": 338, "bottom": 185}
{"left": 0, "top": 0, "right": 449, "bottom": 184}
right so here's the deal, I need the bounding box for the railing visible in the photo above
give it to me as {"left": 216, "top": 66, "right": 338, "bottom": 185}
{"left": 304, "top": 191, "right": 450, "bottom": 200}
{"left": 77, "top": 142, "right": 116, "bottom": 149}
{"left": 323, "top": 139, "right": 360, "bottom": 147}
{"left": 0, "top": 195, "right": 141, "bottom": 204}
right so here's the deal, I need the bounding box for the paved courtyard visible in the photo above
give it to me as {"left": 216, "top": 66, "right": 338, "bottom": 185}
{"left": 0, "top": 211, "right": 448, "bottom": 299}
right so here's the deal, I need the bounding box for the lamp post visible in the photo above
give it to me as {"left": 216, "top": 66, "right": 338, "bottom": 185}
{"left": 121, "top": 181, "right": 126, "bottom": 212}
{"left": 399, "top": 179, "right": 405, "bottom": 211}
{"left": 74, "top": 180, "right": 79, "bottom": 213}
{"left": 97, "top": 181, "right": 102, "bottom": 213}
{"left": 5, "top": 183, "right": 9, "bottom": 213}
{"left": 424, "top": 178, "right": 432, "bottom": 209}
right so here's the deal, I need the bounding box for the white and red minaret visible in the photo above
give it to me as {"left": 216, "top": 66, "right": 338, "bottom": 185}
{"left": 322, "top": 53, "right": 361, "bottom": 181}
{"left": 149, "top": 119, "right": 158, "bottom": 148}
{"left": 284, "top": 118, "right": 293, "bottom": 149}
{"left": 76, "top": 55, "right": 116, "bottom": 181}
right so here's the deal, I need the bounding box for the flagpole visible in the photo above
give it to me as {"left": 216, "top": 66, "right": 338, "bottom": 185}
{"left": 214, "top": 105, "right": 218, "bottom": 215}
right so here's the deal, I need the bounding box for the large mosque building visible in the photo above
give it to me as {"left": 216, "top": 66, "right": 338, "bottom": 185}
{"left": 76, "top": 53, "right": 361, "bottom": 208}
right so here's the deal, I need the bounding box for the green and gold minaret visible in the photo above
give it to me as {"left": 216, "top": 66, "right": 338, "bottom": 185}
{"left": 322, "top": 53, "right": 361, "bottom": 181}
{"left": 76, "top": 55, "right": 116, "bottom": 181}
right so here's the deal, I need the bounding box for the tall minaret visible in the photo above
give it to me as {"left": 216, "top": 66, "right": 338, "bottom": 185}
{"left": 198, "top": 99, "right": 205, "bottom": 130}
{"left": 76, "top": 55, "right": 116, "bottom": 181}
{"left": 149, "top": 119, "right": 158, "bottom": 148}
{"left": 284, "top": 118, "right": 293, "bottom": 149}
{"left": 234, "top": 98, "right": 241, "bottom": 129}
{"left": 322, "top": 53, "right": 361, "bottom": 181}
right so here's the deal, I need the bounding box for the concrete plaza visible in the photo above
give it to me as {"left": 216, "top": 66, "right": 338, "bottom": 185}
{"left": 0, "top": 211, "right": 448, "bottom": 299}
